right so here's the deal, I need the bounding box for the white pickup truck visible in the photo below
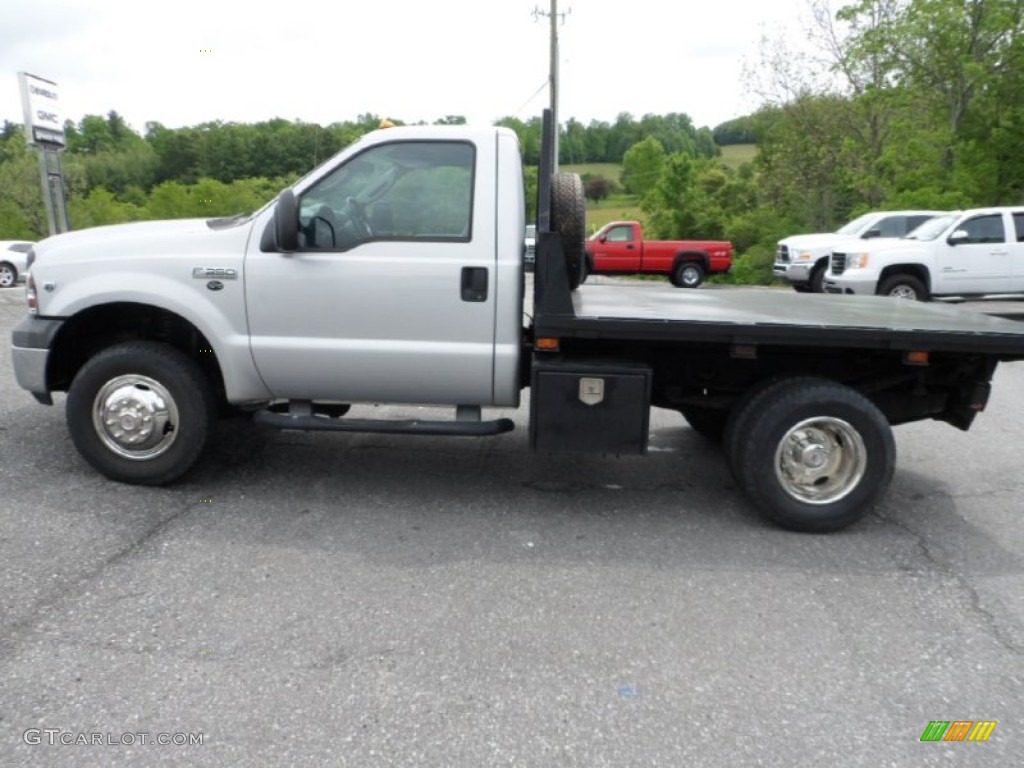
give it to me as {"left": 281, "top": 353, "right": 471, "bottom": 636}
{"left": 11, "top": 113, "right": 1024, "bottom": 532}
{"left": 774, "top": 211, "right": 943, "bottom": 292}
{"left": 825, "top": 207, "right": 1024, "bottom": 300}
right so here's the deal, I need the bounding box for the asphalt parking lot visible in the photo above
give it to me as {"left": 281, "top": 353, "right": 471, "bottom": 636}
{"left": 1, "top": 285, "right": 1022, "bottom": 767}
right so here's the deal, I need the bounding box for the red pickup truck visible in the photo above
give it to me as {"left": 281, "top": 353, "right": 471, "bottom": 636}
{"left": 584, "top": 220, "right": 733, "bottom": 288}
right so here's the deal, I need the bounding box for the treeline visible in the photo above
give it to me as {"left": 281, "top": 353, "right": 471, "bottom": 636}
{"left": 496, "top": 113, "right": 720, "bottom": 166}
{"left": 0, "top": 110, "right": 719, "bottom": 239}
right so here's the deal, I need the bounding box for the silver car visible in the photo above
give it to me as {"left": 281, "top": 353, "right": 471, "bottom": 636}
{"left": 0, "top": 240, "right": 33, "bottom": 288}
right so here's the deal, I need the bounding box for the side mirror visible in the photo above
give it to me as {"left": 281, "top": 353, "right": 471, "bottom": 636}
{"left": 947, "top": 229, "right": 969, "bottom": 245}
{"left": 275, "top": 189, "right": 300, "bottom": 252}
{"left": 863, "top": 228, "right": 882, "bottom": 239}
{"left": 598, "top": 235, "right": 608, "bottom": 243}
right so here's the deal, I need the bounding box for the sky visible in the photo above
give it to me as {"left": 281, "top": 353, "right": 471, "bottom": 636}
{"left": 0, "top": 0, "right": 804, "bottom": 136}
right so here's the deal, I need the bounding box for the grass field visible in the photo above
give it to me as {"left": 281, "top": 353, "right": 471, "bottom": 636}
{"left": 720, "top": 144, "right": 757, "bottom": 168}
{"left": 561, "top": 162, "right": 622, "bottom": 182}
{"left": 585, "top": 196, "right": 645, "bottom": 232}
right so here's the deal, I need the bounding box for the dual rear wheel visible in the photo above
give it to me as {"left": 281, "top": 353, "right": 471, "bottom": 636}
{"left": 689, "top": 378, "right": 896, "bottom": 532}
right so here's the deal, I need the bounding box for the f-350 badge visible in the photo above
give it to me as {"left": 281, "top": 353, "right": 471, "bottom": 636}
{"left": 192, "top": 267, "right": 238, "bottom": 279}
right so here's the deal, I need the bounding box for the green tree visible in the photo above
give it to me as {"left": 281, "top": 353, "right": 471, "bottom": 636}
{"left": 0, "top": 146, "right": 47, "bottom": 238}
{"left": 621, "top": 137, "right": 667, "bottom": 197}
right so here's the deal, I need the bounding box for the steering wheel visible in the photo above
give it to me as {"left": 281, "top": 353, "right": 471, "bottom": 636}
{"left": 343, "top": 196, "right": 372, "bottom": 240}
{"left": 307, "top": 205, "right": 337, "bottom": 247}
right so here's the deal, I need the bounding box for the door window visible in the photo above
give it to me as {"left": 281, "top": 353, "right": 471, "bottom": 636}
{"left": 874, "top": 216, "right": 906, "bottom": 238}
{"left": 957, "top": 215, "right": 1005, "bottom": 244}
{"left": 298, "top": 141, "right": 475, "bottom": 250}
{"left": 1012, "top": 213, "right": 1024, "bottom": 242}
{"left": 605, "top": 225, "right": 634, "bottom": 242}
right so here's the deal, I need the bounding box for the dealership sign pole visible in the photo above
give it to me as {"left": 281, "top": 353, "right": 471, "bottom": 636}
{"left": 18, "top": 72, "right": 71, "bottom": 236}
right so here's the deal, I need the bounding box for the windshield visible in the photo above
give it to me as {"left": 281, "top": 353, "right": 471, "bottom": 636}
{"left": 835, "top": 214, "right": 876, "bottom": 236}
{"left": 905, "top": 214, "right": 958, "bottom": 241}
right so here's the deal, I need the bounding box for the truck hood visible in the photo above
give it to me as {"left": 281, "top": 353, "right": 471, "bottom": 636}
{"left": 780, "top": 233, "right": 851, "bottom": 250}
{"left": 33, "top": 217, "right": 255, "bottom": 265}
{"left": 781, "top": 233, "right": 904, "bottom": 254}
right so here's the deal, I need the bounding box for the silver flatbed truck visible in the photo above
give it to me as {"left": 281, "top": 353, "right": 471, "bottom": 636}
{"left": 12, "top": 111, "right": 1024, "bottom": 531}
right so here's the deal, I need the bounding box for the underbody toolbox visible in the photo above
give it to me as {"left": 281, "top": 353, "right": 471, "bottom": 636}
{"left": 530, "top": 359, "right": 651, "bottom": 455}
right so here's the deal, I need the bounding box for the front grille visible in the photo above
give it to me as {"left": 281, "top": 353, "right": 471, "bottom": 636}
{"left": 831, "top": 252, "right": 846, "bottom": 275}
{"left": 776, "top": 245, "right": 790, "bottom": 263}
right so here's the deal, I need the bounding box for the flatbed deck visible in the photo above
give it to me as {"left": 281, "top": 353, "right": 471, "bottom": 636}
{"left": 534, "top": 284, "right": 1024, "bottom": 357}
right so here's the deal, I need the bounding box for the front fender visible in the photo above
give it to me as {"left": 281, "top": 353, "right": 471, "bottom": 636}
{"left": 41, "top": 272, "right": 269, "bottom": 401}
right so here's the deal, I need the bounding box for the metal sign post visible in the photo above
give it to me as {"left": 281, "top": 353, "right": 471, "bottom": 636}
{"left": 18, "top": 72, "right": 71, "bottom": 236}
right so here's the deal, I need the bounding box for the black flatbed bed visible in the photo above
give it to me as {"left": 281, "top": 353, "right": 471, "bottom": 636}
{"left": 535, "top": 282, "right": 1024, "bottom": 358}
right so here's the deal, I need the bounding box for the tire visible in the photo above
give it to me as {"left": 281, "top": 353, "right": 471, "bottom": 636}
{"left": 679, "top": 405, "right": 729, "bottom": 442}
{"left": 0, "top": 262, "right": 17, "bottom": 289}
{"left": 730, "top": 379, "right": 896, "bottom": 533}
{"left": 578, "top": 255, "right": 590, "bottom": 284}
{"left": 723, "top": 377, "right": 797, "bottom": 479}
{"left": 550, "top": 172, "right": 586, "bottom": 290}
{"left": 810, "top": 264, "right": 826, "bottom": 293}
{"left": 878, "top": 274, "right": 927, "bottom": 301}
{"left": 674, "top": 261, "right": 704, "bottom": 289}
{"left": 66, "top": 341, "right": 216, "bottom": 485}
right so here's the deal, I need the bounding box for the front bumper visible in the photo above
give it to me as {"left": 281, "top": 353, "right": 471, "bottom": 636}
{"left": 773, "top": 262, "right": 814, "bottom": 283}
{"left": 824, "top": 275, "right": 879, "bottom": 296}
{"left": 11, "top": 316, "right": 63, "bottom": 404}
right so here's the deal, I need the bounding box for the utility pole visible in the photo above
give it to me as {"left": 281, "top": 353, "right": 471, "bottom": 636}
{"left": 534, "top": 2, "right": 570, "bottom": 170}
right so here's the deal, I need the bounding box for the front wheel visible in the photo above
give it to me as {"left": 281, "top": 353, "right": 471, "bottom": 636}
{"left": 878, "top": 274, "right": 928, "bottom": 301}
{"left": 810, "top": 264, "right": 826, "bottom": 293}
{"left": 66, "top": 342, "right": 216, "bottom": 485}
{"left": 674, "top": 262, "right": 705, "bottom": 289}
{"left": 729, "top": 379, "right": 895, "bottom": 532}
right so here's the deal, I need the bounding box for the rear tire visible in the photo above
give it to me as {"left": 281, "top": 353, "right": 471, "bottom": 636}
{"left": 730, "top": 379, "right": 895, "bottom": 532}
{"left": 878, "top": 274, "right": 928, "bottom": 301}
{"left": 66, "top": 342, "right": 215, "bottom": 485}
{"left": 674, "top": 261, "right": 705, "bottom": 289}
{"left": 550, "top": 172, "right": 586, "bottom": 290}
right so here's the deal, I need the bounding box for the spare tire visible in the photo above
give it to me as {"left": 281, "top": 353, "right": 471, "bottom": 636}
{"left": 550, "top": 172, "right": 586, "bottom": 290}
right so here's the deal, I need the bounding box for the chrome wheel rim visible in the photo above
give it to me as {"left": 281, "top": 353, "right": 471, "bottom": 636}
{"left": 888, "top": 284, "right": 917, "bottom": 300}
{"left": 93, "top": 375, "right": 179, "bottom": 460}
{"left": 681, "top": 266, "right": 700, "bottom": 286}
{"left": 774, "top": 417, "right": 866, "bottom": 504}
{"left": 0, "top": 266, "right": 14, "bottom": 288}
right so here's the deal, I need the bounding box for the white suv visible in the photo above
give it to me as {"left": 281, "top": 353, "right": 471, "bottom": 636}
{"left": 773, "top": 211, "right": 943, "bottom": 293}
{"left": 825, "top": 207, "right": 1024, "bottom": 300}
{"left": 0, "top": 240, "right": 34, "bottom": 289}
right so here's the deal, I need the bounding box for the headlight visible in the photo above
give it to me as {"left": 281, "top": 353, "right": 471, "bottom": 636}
{"left": 795, "top": 251, "right": 815, "bottom": 261}
{"left": 846, "top": 253, "right": 870, "bottom": 269}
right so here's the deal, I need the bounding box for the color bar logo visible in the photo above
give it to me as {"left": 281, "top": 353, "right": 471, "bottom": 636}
{"left": 920, "top": 720, "right": 997, "bottom": 742}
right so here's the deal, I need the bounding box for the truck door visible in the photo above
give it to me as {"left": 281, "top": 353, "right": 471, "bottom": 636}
{"left": 245, "top": 139, "right": 498, "bottom": 405}
{"left": 589, "top": 223, "right": 638, "bottom": 272}
{"left": 934, "top": 213, "right": 1013, "bottom": 294}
